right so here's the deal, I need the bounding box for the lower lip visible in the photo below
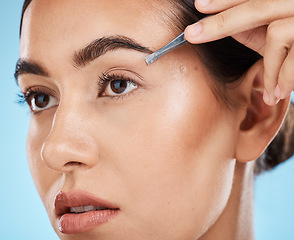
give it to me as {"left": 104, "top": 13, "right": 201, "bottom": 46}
{"left": 58, "top": 209, "right": 119, "bottom": 234}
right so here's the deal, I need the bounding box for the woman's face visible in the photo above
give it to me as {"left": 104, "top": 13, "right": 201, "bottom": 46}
{"left": 18, "top": 0, "right": 241, "bottom": 239}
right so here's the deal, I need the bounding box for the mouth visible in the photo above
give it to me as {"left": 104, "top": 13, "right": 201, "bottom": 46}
{"left": 69, "top": 205, "right": 109, "bottom": 214}
{"left": 55, "top": 190, "right": 120, "bottom": 234}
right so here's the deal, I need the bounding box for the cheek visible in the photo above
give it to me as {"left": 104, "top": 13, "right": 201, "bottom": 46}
{"left": 100, "top": 71, "right": 237, "bottom": 237}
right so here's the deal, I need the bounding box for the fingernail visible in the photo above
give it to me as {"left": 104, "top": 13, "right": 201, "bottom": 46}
{"left": 263, "top": 89, "right": 270, "bottom": 105}
{"left": 274, "top": 85, "right": 281, "bottom": 98}
{"left": 187, "top": 23, "right": 203, "bottom": 39}
{"left": 198, "top": 0, "right": 210, "bottom": 7}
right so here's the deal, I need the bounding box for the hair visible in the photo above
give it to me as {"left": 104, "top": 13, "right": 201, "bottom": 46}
{"left": 20, "top": 0, "right": 294, "bottom": 174}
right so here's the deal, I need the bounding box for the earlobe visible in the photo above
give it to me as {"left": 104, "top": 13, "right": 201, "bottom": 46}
{"left": 235, "top": 61, "right": 291, "bottom": 163}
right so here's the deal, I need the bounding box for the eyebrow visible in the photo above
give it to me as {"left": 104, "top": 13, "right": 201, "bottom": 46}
{"left": 73, "top": 35, "right": 153, "bottom": 67}
{"left": 14, "top": 35, "right": 153, "bottom": 83}
{"left": 14, "top": 59, "right": 48, "bottom": 84}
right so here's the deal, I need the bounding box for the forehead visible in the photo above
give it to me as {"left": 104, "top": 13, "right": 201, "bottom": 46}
{"left": 20, "top": 0, "right": 175, "bottom": 58}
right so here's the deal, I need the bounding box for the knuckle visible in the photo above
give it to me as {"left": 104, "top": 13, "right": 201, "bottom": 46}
{"left": 267, "top": 21, "right": 283, "bottom": 42}
{"left": 214, "top": 13, "right": 226, "bottom": 29}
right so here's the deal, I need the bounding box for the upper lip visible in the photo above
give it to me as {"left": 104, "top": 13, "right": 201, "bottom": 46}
{"left": 54, "top": 190, "right": 119, "bottom": 217}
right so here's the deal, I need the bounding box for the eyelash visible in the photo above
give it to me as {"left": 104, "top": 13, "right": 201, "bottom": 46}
{"left": 17, "top": 73, "right": 138, "bottom": 108}
{"left": 17, "top": 87, "right": 52, "bottom": 108}
{"left": 97, "top": 73, "right": 138, "bottom": 98}
{"left": 17, "top": 93, "right": 27, "bottom": 106}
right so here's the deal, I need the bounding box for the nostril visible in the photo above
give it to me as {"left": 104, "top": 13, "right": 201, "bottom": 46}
{"left": 64, "top": 161, "right": 84, "bottom": 167}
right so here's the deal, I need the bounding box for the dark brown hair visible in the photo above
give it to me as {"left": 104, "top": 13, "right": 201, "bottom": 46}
{"left": 20, "top": 0, "right": 294, "bottom": 174}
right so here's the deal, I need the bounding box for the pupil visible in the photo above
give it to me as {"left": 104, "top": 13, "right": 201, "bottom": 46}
{"left": 111, "top": 80, "right": 127, "bottom": 94}
{"left": 35, "top": 94, "right": 49, "bottom": 108}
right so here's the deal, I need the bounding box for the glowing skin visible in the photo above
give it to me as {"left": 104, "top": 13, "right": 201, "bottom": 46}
{"left": 18, "top": 0, "right": 263, "bottom": 239}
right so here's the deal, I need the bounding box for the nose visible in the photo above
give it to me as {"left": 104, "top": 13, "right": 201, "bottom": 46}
{"left": 41, "top": 103, "right": 100, "bottom": 172}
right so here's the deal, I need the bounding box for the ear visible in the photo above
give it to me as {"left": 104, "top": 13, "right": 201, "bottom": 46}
{"left": 234, "top": 60, "right": 291, "bottom": 162}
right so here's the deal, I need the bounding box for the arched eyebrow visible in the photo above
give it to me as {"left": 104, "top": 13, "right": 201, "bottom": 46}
{"left": 14, "top": 35, "right": 153, "bottom": 84}
{"left": 73, "top": 35, "right": 153, "bottom": 68}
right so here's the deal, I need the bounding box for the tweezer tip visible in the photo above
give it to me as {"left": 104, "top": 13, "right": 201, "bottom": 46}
{"left": 145, "top": 54, "right": 155, "bottom": 65}
{"left": 145, "top": 31, "right": 187, "bottom": 66}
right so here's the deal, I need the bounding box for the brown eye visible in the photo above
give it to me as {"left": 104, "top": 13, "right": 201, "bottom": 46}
{"left": 34, "top": 94, "right": 50, "bottom": 108}
{"left": 110, "top": 80, "right": 128, "bottom": 94}
{"left": 30, "top": 93, "right": 58, "bottom": 112}
{"left": 105, "top": 79, "right": 137, "bottom": 97}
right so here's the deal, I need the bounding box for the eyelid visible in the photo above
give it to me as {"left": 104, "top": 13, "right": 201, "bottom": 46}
{"left": 24, "top": 85, "right": 57, "bottom": 100}
{"left": 103, "top": 68, "right": 145, "bottom": 82}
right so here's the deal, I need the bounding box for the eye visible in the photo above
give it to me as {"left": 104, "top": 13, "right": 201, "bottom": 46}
{"left": 105, "top": 80, "right": 137, "bottom": 96}
{"left": 31, "top": 93, "right": 58, "bottom": 112}
{"left": 23, "top": 87, "right": 59, "bottom": 113}
{"left": 99, "top": 74, "right": 138, "bottom": 97}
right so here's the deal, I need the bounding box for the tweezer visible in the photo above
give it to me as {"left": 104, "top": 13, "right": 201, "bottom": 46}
{"left": 145, "top": 31, "right": 187, "bottom": 65}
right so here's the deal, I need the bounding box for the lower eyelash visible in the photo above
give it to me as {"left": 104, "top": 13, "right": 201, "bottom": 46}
{"left": 105, "top": 89, "right": 136, "bottom": 101}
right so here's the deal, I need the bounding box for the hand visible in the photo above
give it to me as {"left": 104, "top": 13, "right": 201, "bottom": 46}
{"left": 185, "top": 0, "right": 294, "bottom": 105}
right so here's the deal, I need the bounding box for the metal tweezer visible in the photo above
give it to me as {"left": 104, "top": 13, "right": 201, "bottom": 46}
{"left": 145, "top": 31, "right": 187, "bottom": 65}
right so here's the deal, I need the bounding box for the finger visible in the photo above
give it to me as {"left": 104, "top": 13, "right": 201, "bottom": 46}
{"left": 277, "top": 44, "right": 294, "bottom": 99}
{"left": 195, "top": 0, "right": 247, "bottom": 14}
{"left": 263, "top": 18, "right": 294, "bottom": 105}
{"left": 232, "top": 26, "right": 267, "bottom": 56}
{"left": 185, "top": 0, "right": 294, "bottom": 44}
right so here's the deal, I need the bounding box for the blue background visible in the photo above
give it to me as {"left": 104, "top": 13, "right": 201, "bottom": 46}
{"left": 1, "top": 1, "right": 293, "bottom": 240}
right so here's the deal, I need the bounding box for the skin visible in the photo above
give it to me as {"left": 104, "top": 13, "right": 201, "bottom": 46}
{"left": 17, "top": 0, "right": 289, "bottom": 239}
{"left": 185, "top": 0, "right": 294, "bottom": 106}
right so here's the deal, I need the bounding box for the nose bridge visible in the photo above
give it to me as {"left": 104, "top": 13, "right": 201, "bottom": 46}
{"left": 41, "top": 101, "right": 99, "bottom": 172}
